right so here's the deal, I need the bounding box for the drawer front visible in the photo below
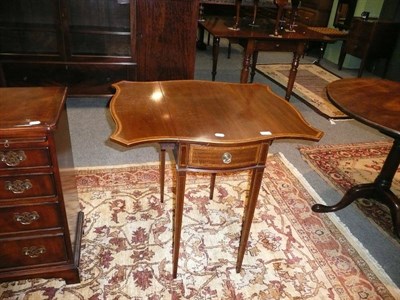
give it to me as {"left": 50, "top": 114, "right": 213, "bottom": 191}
{"left": 0, "top": 148, "right": 51, "bottom": 170}
{"left": 0, "top": 174, "right": 56, "bottom": 200}
{"left": 345, "top": 40, "right": 368, "bottom": 58}
{"left": 186, "top": 144, "right": 263, "bottom": 169}
{"left": 256, "top": 40, "right": 300, "bottom": 52}
{"left": 350, "top": 20, "right": 374, "bottom": 39}
{"left": 297, "top": 9, "right": 317, "bottom": 26}
{"left": 0, "top": 203, "right": 62, "bottom": 234}
{"left": 0, "top": 235, "right": 68, "bottom": 268}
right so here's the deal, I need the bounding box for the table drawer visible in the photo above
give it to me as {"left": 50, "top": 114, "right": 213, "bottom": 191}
{"left": 349, "top": 20, "right": 374, "bottom": 39}
{"left": 0, "top": 148, "right": 51, "bottom": 170}
{"left": 0, "top": 203, "right": 62, "bottom": 234}
{"left": 0, "top": 234, "right": 68, "bottom": 268}
{"left": 297, "top": 9, "right": 317, "bottom": 26}
{"left": 186, "top": 144, "right": 263, "bottom": 170}
{"left": 0, "top": 174, "right": 56, "bottom": 200}
{"left": 256, "top": 39, "right": 300, "bottom": 52}
{"left": 345, "top": 40, "right": 368, "bottom": 58}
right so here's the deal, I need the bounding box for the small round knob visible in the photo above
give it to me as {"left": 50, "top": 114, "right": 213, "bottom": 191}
{"left": 222, "top": 152, "right": 232, "bottom": 164}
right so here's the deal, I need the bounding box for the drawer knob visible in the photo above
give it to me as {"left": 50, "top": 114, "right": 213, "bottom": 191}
{"left": 22, "top": 246, "right": 46, "bottom": 258}
{"left": 14, "top": 211, "right": 40, "bottom": 225}
{"left": 0, "top": 150, "right": 27, "bottom": 167}
{"left": 222, "top": 152, "right": 232, "bottom": 164}
{"left": 5, "top": 179, "right": 33, "bottom": 194}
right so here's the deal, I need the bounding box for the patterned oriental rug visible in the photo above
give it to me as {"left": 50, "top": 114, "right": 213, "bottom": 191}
{"left": 1, "top": 153, "right": 399, "bottom": 299}
{"left": 299, "top": 141, "right": 400, "bottom": 241}
{"left": 256, "top": 64, "right": 348, "bottom": 119}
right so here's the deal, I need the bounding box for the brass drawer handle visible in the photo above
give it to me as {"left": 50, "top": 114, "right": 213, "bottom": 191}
{"left": 222, "top": 152, "right": 232, "bottom": 164}
{"left": 22, "top": 246, "right": 46, "bottom": 258}
{"left": 14, "top": 211, "right": 40, "bottom": 225}
{"left": 0, "top": 150, "right": 27, "bottom": 167}
{"left": 5, "top": 179, "right": 33, "bottom": 194}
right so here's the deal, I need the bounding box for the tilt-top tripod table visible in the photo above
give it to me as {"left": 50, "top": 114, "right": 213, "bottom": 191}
{"left": 312, "top": 78, "right": 400, "bottom": 237}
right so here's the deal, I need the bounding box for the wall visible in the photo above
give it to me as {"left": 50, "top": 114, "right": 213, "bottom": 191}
{"left": 324, "top": 0, "right": 384, "bottom": 68}
{"left": 356, "top": 0, "right": 384, "bottom": 17}
{"left": 380, "top": 0, "right": 400, "bottom": 80}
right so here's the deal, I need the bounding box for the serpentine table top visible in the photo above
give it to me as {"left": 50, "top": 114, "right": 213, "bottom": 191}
{"left": 109, "top": 80, "right": 323, "bottom": 278}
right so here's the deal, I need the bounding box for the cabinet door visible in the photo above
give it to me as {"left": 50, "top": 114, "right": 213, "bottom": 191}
{"left": 65, "top": 0, "right": 134, "bottom": 60}
{"left": 136, "top": 0, "right": 199, "bottom": 81}
{"left": 0, "top": 0, "right": 62, "bottom": 58}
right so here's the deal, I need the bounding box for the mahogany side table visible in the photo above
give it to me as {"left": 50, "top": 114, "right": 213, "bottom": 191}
{"left": 109, "top": 80, "right": 323, "bottom": 278}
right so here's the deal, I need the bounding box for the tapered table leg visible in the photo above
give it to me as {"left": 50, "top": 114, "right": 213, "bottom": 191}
{"left": 173, "top": 169, "right": 186, "bottom": 278}
{"left": 236, "top": 166, "right": 265, "bottom": 272}
{"left": 210, "top": 173, "right": 216, "bottom": 199}
{"left": 159, "top": 147, "right": 166, "bottom": 203}
{"left": 159, "top": 143, "right": 175, "bottom": 203}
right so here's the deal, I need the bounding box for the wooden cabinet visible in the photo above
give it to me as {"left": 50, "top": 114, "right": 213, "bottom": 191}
{"left": 0, "top": 87, "right": 83, "bottom": 284}
{"left": 136, "top": 0, "right": 199, "bottom": 81}
{"left": 338, "top": 18, "right": 400, "bottom": 77}
{"left": 0, "top": 0, "right": 199, "bottom": 96}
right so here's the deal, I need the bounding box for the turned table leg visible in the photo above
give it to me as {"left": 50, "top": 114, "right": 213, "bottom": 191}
{"left": 211, "top": 36, "right": 220, "bottom": 81}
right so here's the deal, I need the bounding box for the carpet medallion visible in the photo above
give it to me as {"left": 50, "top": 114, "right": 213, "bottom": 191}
{"left": 0, "top": 154, "right": 398, "bottom": 299}
{"left": 256, "top": 64, "right": 348, "bottom": 119}
{"left": 299, "top": 141, "right": 400, "bottom": 241}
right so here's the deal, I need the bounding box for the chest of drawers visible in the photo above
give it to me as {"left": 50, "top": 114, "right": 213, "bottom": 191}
{"left": 338, "top": 18, "right": 400, "bottom": 77}
{"left": 0, "top": 87, "right": 83, "bottom": 284}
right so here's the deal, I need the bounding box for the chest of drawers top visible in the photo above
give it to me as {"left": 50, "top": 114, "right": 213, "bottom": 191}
{"left": 0, "top": 87, "right": 67, "bottom": 135}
